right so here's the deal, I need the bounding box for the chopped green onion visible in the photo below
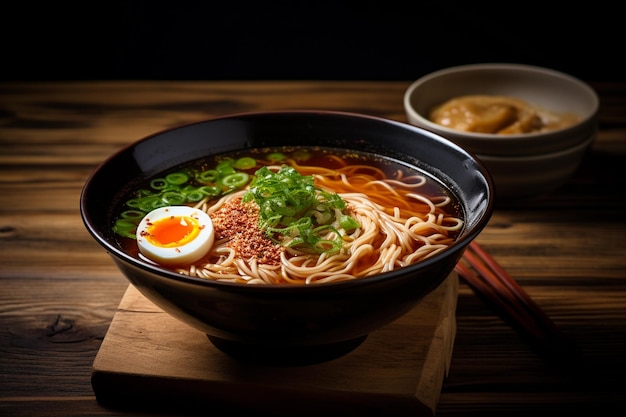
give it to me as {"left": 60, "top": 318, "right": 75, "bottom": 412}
{"left": 113, "top": 161, "right": 256, "bottom": 239}
{"left": 198, "top": 170, "right": 219, "bottom": 183}
{"left": 114, "top": 219, "right": 137, "bottom": 230}
{"left": 339, "top": 215, "right": 360, "bottom": 231}
{"left": 165, "top": 172, "right": 189, "bottom": 185}
{"left": 221, "top": 172, "right": 250, "bottom": 188}
{"left": 119, "top": 210, "right": 145, "bottom": 220}
{"left": 161, "top": 191, "right": 186, "bottom": 205}
{"left": 184, "top": 191, "right": 205, "bottom": 202}
{"left": 149, "top": 197, "right": 167, "bottom": 209}
{"left": 113, "top": 228, "right": 137, "bottom": 239}
{"left": 150, "top": 178, "right": 168, "bottom": 190}
{"left": 216, "top": 160, "right": 236, "bottom": 175}
{"left": 243, "top": 165, "right": 360, "bottom": 254}
{"left": 198, "top": 185, "right": 221, "bottom": 196}
{"left": 113, "top": 219, "right": 139, "bottom": 239}
{"left": 291, "top": 150, "right": 311, "bottom": 161}
{"left": 267, "top": 152, "right": 286, "bottom": 162}
{"left": 233, "top": 157, "right": 257, "bottom": 169}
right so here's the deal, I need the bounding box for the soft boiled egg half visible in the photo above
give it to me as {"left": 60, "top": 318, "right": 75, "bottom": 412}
{"left": 136, "top": 206, "right": 214, "bottom": 266}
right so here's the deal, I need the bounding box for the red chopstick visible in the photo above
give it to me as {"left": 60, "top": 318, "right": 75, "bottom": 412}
{"left": 455, "top": 241, "right": 579, "bottom": 358}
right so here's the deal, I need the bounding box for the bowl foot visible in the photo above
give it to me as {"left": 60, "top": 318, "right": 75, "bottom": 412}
{"left": 207, "top": 334, "right": 368, "bottom": 366}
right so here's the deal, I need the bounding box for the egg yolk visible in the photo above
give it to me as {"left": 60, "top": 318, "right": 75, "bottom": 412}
{"left": 144, "top": 215, "right": 201, "bottom": 248}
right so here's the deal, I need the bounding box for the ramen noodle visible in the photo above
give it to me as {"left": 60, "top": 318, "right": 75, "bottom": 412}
{"left": 112, "top": 147, "right": 464, "bottom": 285}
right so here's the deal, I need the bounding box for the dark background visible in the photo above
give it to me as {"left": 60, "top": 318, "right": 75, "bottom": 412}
{"left": 2, "top": 2, "right": 623, "bottom": 83}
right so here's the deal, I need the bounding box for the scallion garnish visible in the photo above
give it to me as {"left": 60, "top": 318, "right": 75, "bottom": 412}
{"left": 112, "top": 157, "right": 258, "bottom": 239}
{"left": 242, "top": 165, "right": 360, "bottom": 254}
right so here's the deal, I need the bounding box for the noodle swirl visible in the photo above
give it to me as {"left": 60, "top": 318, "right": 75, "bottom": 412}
{"left": 174, "top": 160, "right": 463, "bottom": 285}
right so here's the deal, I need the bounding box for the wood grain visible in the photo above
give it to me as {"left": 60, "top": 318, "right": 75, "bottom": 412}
{"left": 91, "top": 275, "right": 457, "bottom": 417}
{"left": 1, "top": 81, "right": 625, "bottom": 416}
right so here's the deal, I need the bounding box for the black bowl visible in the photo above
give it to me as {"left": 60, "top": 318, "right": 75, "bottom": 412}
{"left": 80, "top": 110, "right": 494, "bottom": 365}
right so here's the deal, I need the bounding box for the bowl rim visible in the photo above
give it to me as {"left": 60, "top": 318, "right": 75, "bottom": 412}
{"left": 476, "top": 133, "right": 595, "bottom": 162}
{"left": 403, "top": 62, "right": 600, "bottom": 142}
{"left": 80, "top": 110, "right": 495, "bottom": 292}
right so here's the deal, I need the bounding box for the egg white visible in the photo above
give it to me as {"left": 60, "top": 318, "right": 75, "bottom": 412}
{"left": 136, "top": 206, "right": 214, "bottom": 266}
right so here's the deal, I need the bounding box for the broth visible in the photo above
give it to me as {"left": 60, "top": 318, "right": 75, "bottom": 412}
{"left": 112, "top": 146, "right": 464, "bottom": 284}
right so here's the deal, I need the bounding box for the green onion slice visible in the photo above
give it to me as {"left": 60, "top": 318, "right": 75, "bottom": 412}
{"left": 165, "top": 172, "right": 189, "bottom": 185}
{"left": 221, "top": 172, "right": 250, "bottom": 188}
{"left": 233, "top": 157, "right": 257, "bottom": 169}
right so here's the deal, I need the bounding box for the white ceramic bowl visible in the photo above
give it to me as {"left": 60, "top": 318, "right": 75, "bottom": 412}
{"left": 403, "top": 63, "right": 599, "bottom": 201}
{"left": 403, "top": 63, "right": 599, "bottom": 157}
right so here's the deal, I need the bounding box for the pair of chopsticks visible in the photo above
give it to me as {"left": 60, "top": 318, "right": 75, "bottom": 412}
{"left": 455, "top": 241, "right": 580, "bottom": 364}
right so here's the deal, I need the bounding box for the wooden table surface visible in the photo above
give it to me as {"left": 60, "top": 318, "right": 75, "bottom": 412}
{"left": 1, "top": 81, "right": 625, "bottom": 416}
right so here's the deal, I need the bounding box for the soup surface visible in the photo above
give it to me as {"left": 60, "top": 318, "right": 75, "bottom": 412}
{"left": 112, "top": 147, "right": 464, "bottom": 285}
{"left": 428, "top": 95, "right": 580, "bottom": 134}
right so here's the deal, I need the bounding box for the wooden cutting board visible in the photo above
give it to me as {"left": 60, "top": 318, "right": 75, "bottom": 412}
{"left": 91, "top": 272, "right": 458, "bottom": 417}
